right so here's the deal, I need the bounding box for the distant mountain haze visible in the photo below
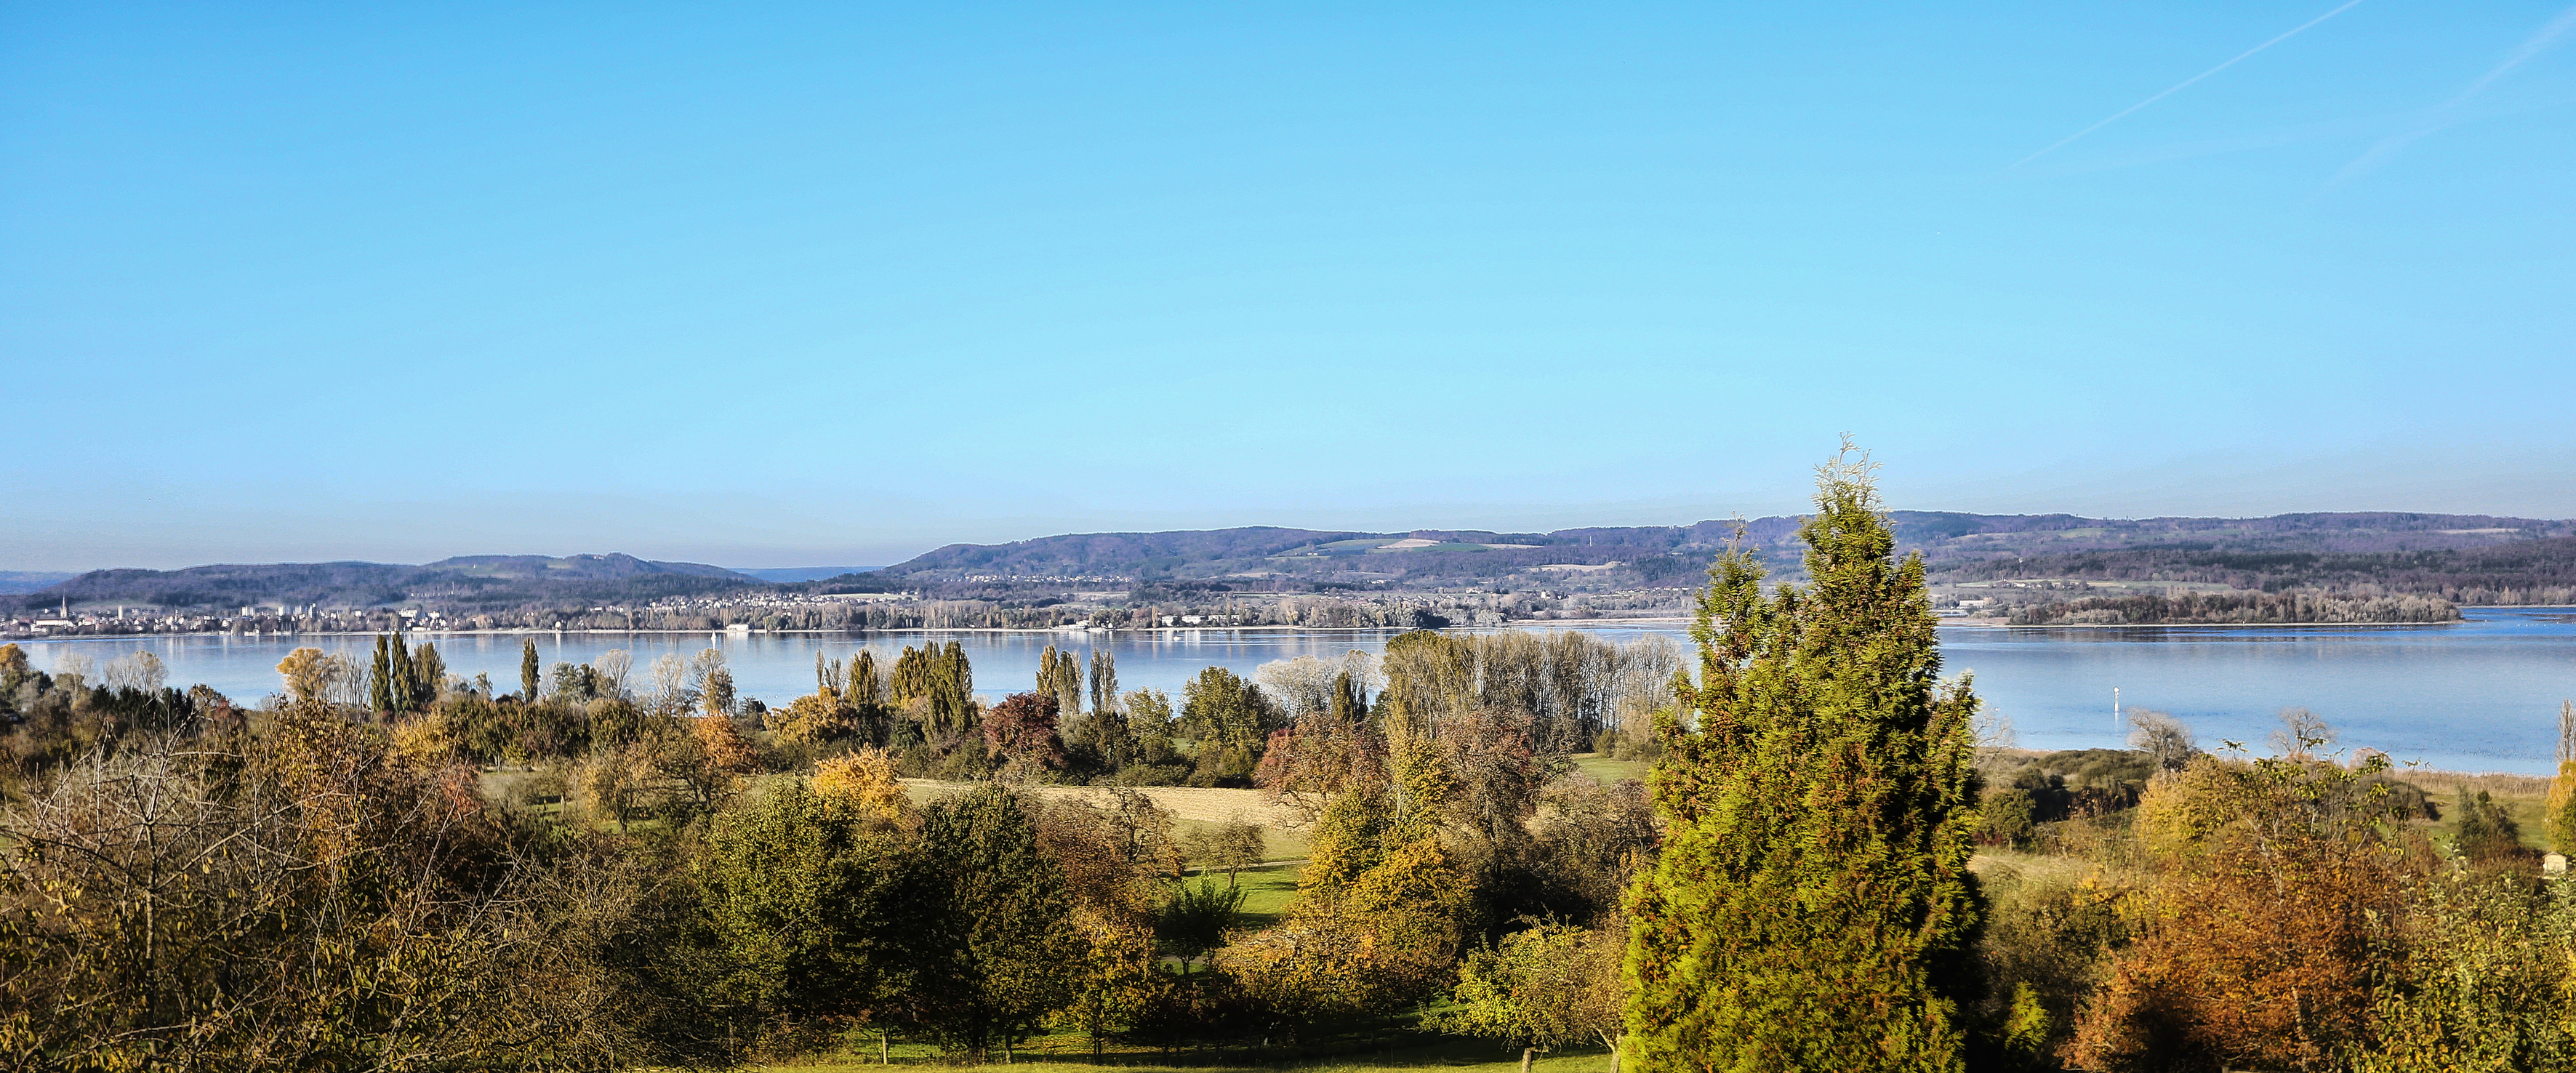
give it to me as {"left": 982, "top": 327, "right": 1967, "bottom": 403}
{"left": 0, "top": 571, "right": 76, "bottom": 596}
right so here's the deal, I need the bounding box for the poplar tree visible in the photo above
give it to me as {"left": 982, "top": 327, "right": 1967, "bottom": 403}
{"left": 944, "top": 641, "right": 973, "bottom": 699}
{"left": 1624, "top": 446, "right": 1983, "bottom": 1071}
{"left": 521, "top": 639, "right": 541, "bottom": 702}
{"left": 387, "top": 632, "right": 416, "bottom": 712}
{"left": 1088, "top": 650, "right": 1118, "bottom": 715}
{"left": 848, "top": 651, "right": 882, "bottom": 709}
{"left": 1035, "top": 646, "right": 1083, "bottom": 718}
{"left": 893, "top": 644, "right": 977, "bottom": 739}
{"left": 411, "top": 641, "right": 444, "bottom": 709}
{"left": 1037, "top": 646, "right": 1065, "bottom": 703}
{"left": 369, "top": 635, "right": 396, "bottom": 712}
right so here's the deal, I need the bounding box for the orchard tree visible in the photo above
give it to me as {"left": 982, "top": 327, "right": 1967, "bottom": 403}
{"left": 690, "top": 779, "right": 913, "bottom": 1057}
{"left": 1625, "top": 444, "right": 1985, "bottom": 1071}
{"left": 899, "top": 784, "right": 1081, "bottom": 1063}
{"left": 2069, "top": 748, "right": 2414, "bottom": 1067}
{"left": 1435, "top": 921, "right": 1627, "bottom": 1073}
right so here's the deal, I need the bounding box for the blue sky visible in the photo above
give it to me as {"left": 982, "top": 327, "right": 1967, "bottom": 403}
{"left": 5, "top": 2, "right": 2572, "bottom": 570}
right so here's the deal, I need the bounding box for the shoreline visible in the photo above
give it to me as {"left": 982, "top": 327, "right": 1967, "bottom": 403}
{"left": 6, "top": 616, "right": 1712, "bottom": 643}
{"left": 18, "top": 606, "right": 2567, "bottom": 643}
{"left": 1949, "top": 619, "right": 2468, "bottom": 630}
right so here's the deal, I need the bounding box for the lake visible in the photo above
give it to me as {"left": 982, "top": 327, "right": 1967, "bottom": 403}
{"left": 18, "top": 607, "right": 2575, "bottom": 774}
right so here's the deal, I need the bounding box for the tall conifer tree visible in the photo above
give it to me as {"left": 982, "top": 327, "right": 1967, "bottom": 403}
{"left": 369, "top": 634, "right": 396, "bottom": 712}
{"left": 1624, "top": 446, "right": 1983, "bottom": 1070}
{"left": 520, "top": 638, "right": 541, "bottom": 702}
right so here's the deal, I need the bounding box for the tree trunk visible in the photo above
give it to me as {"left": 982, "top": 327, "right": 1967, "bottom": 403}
{"left": 880, "top": 1029, "right": 890, "bottom": 1066}
{"left": 1606, "top": 1034, "right": 1621, "bottom": 1073}
{"left": 1521, "top": 1047, "right": 1537, "bottom": 1073}
{"left": 1003, "top": 1034, "right": 1014, "bottom": 1064}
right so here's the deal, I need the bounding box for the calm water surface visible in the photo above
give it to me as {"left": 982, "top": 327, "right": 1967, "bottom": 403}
{"left": 20, "top": 607, "right": 2575, "bottom": 774}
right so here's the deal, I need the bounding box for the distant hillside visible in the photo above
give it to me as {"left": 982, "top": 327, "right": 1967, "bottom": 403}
{"left": 16, "top": 510, "right": 2572, "bottom": 619}
{"left": 885, "top": 527, "right": 1394, "bottom": 577}
{"left": 10, "top": 554, "right": 760, "bottom": 613}
{"left": 846, "top": 511, "right": 2574, "bottom": 603}
{"left": 1949, "top": 534, "right": 2576, "bottom": 604}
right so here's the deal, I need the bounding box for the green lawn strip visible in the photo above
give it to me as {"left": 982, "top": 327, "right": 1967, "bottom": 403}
{"left": 760, "top": 1028, "right": 1614, "bottom": 1072}
{"left": 1567, "top": 754, "right": 1645, "bottom": 785}
{"left": 1187, "top": 859, "right": 1303, "bottom": 929}
{"left": 1170, "top": 816, "right": 1314, "bottom": 861}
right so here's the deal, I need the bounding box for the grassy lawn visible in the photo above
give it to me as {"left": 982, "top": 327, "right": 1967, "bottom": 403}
{"left": 1172, "top": 816, "right": 1314, "bottom": 862}
{"left": 2404, "top": 773, "right": 2553, "bottom": 851}
{"left": 1195, "top": 859, "right": 1304, "bottom": 928}
{"left": 760, "top": 1032, "right": 1616, "bottom": 1072}
{"left": 1568, "top": 754, "right": 1646, "bottom": 785}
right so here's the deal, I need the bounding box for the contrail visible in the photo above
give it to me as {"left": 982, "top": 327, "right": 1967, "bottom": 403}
{"left": 2330, "top": 1, "right": 2576, "bottom": 185}
{"left": 2004, "top": 0, "right": 2367, "bottom": 172}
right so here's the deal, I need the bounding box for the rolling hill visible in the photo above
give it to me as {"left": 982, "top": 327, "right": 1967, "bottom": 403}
{"left": 842, "top": 511, "right": 2576, "bottom": 602}
{"left": 16, "top": 511, "right": 2573, "bottom": 617}
{"left": 9, "top": 554, "right": 761, "bottom": 613}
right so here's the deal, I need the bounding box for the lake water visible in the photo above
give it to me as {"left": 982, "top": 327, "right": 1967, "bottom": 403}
{"left": 19, "top": 607, "right": 2575, "bottom": 774}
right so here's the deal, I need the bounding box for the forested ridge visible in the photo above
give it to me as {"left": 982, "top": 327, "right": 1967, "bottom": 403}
{"left": 1954, "top": 536, "right": 2576, "bottom": 606}
{"left": 15, "top": 513, "right": 2570, "bottom": 626}
{"left": 9, "top": 553, "right": 762, "bottom": 614}
{"left": 2007, "top": 590, "right": 2464, "bottom": 626}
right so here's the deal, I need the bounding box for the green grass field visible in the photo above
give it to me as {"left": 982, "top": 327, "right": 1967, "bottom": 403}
{"left": 1206, "top": 859, "right": 1302, "bottom": 928}
{"left": 1170, "top": 816, "right": 1314, "bottom": 862}
{"left": 1568, "top": 755, "right": 1646, "bottom": 785}
{"left": 2403, "top": 771, "right": 2553, "bottom": 851}
{"left": 760, "top": 1032, "right": 1616, "bottom": 1072}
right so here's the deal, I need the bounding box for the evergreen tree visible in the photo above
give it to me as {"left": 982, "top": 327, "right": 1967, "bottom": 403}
{"left": 1624, "top": 446, "right": 1984, "bottom": 1071}
{"left": 369, "top": 634, "right": 396, "bottom": 712}
{"left": 521, "top": 638, "right": 541, "bottom": 702}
